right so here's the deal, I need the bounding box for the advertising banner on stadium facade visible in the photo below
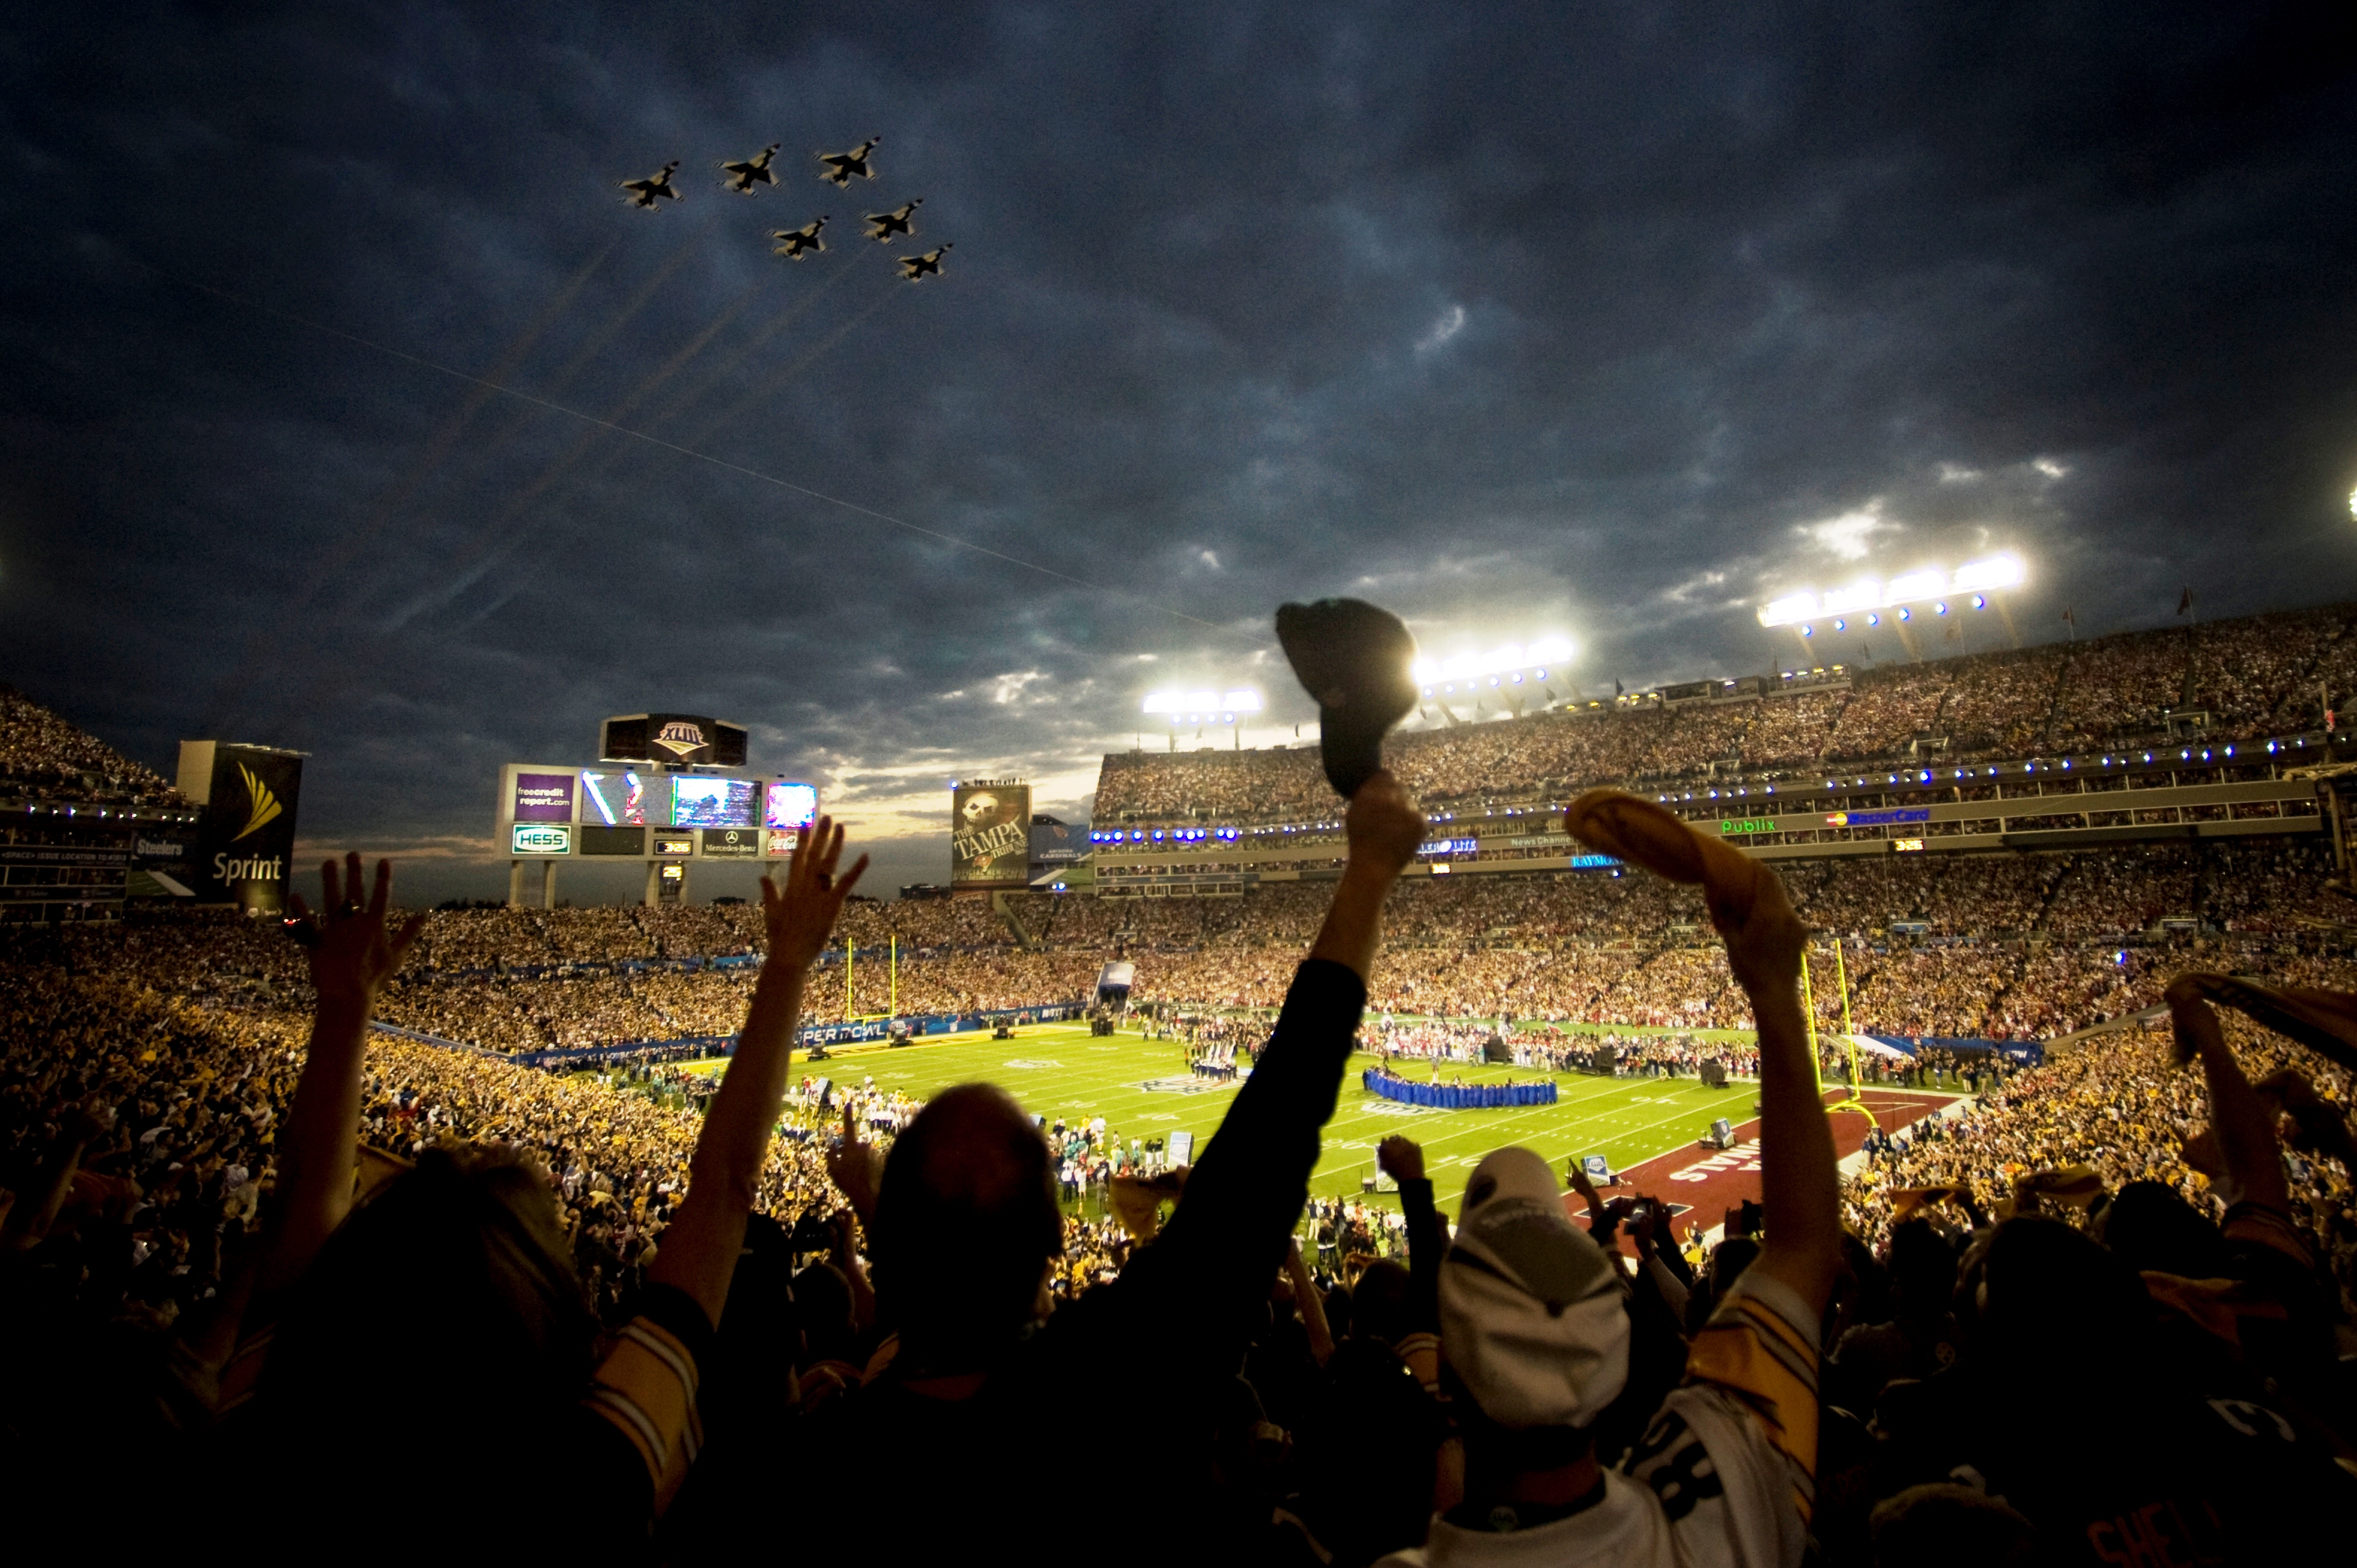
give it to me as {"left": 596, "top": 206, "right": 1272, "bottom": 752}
{"left": 951, "top": 780, "right": 1031, "bottom": 890}
{"left": 176, "top": 741, "right": 305, "bottom": 914}
{"left": 1028, "top": 815, "right": 1083, "bottom": 882}
{"left": 511, "top": 772, "right": 574, "bottom": 822}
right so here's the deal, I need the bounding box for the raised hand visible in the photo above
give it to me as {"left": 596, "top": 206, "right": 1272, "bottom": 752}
{"left": 1343, "top": 770, "right": 1427, "bottom": 878}
{"left": 288, "top": 852, "right": 425, "bottom": 1010}
{"left": 1376, "top": 1134, "right": 1424, "bottom": 1184}
{"left": 762, "top": 815, "right": 869, "bottom": 970}
{"left": 1719, "top": 858, "right": 1807, "bottom": 998}
{"left": 825, "top": 1101, "right": 883, "bottom": 1228}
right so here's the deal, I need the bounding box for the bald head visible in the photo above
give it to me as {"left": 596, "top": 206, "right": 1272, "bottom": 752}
{"left": 874, "top": 1082, "right": 1062, "bottom": 1368}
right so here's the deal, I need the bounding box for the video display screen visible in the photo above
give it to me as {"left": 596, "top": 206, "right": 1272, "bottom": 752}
{"left": 670, "top": 777, "right": 757, "bottom": 828}
{"left": 579, "top": 770, "right": 648, "bottom": 826}
{"left": 765, "top": 782, "right": 819, "bottom": 829}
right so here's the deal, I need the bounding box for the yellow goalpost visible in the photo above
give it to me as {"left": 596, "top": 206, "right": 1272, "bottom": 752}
{"left": 1801, "top": 943, "right": 1879, "bottom": 1128}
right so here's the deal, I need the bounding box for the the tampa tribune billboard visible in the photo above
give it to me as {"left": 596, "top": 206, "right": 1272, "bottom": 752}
{"left": 176, "top": 741, "right": 305, "bottom": 914}
{"left": 951, "top": 779, "right": 1030, "bottom": 891}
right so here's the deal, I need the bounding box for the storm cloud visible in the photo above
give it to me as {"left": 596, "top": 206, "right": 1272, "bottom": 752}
{"left": 3, "top": 3, "right": 2353, "bottom": 901}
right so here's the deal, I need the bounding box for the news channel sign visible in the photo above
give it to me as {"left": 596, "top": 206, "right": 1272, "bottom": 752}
{"left": 951, "top": 779, "right": 1031, "bottom": 890}
{"left": 497, "top": 764, "right": 818, "bottom": 859}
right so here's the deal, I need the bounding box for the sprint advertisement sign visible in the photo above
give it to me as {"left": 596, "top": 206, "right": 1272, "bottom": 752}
{"left": 177, "top": 741, "right": 306, "bottom": 914}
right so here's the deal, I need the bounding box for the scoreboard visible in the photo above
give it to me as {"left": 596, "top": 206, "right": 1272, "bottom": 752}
{"left": 496, "top": 763, "right": 817, "bottom": 861}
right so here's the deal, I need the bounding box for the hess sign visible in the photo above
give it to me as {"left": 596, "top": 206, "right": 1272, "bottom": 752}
{"left": 511, "top": 822, "right": 572, "bottom": 855}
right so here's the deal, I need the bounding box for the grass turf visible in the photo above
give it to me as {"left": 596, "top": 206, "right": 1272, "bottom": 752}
{"left": 689, "top": 1020, "right": 1754, "bottom": 1218}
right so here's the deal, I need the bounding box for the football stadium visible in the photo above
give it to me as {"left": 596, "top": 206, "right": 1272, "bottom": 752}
{"left": 11, "top": 11, "right": 2357, "bottom": 1559}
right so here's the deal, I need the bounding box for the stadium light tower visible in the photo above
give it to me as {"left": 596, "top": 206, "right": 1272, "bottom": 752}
{"left": 1143, "top": 686, "right": 1264, "bottom": 750}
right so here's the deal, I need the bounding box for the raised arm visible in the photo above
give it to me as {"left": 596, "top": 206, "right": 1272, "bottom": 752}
{"left": 1124, "top": 772, "right": 1423, "bottom": 1318}
{"left": 1720, "top": 866, "right": 1841, "bottom": 1313}
{"left": 651, "top": 817, "right": 866, "bottom": 1327}
{"left": 1380, "top": 1134, "right": 1443, "bottom": 1335}
{"left": 0, "top": 1101, "right": 112, "bottom": 1255}
{"left": 1285, "top": 1235, "right": 1336, "bottom": 1366}
{"left": 259, "top": 854, "right": 423, "bottom": 1295}
{"left": 2165, "top": 979, "right": 2291, "bottom": 1214}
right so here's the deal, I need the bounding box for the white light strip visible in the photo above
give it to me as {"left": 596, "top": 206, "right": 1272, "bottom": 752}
{"left": 1409, "top": 635, "right": 1574, "bottom": 683}
{"left": 1142, "top": 686, "right": 1264, "bottom": 715}
{"left": 1755, "top": 555, "right": 2025, "bottom": 627}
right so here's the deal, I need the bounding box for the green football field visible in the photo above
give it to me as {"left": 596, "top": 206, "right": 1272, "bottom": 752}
{"left": 687, "top": 1020, "right": 1752, "bottom": 1217}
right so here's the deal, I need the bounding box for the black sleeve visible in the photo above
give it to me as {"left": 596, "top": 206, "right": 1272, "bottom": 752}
{"left": 1651, "top": 1229, "right": 1695, "bottom": 1290}
{"left": 1398, "top": 1177, "right": 1443, "bottom": 1334}
{"left": 1051, "top": 958, "right": 1366, "bottom": 1382}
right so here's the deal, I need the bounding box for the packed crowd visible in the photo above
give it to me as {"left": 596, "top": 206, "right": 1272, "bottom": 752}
{"left": 26, "top": 836, "right": 2338, "bottom": 1071}
{"left": 0, "top": 683, "right": 182, "bottom": 805}
{"left": 8, "top": 776, "right": 2352, "bottom": 1562}
{"left": 1093, "top": 601, "right": 2357, "bottom": 826}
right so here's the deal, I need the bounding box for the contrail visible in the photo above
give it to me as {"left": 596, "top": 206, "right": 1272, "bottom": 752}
{"left": 374, "top": 273, "right": 775, "bottom": 633}
{"left": 194, "top": 240, "right": 616, "bottom": 730}
{"left": 139, "top": 258, "right": 1248, "bottom": 639}
{"left": 682, "top": 276, "right": 904, "bottom": 449}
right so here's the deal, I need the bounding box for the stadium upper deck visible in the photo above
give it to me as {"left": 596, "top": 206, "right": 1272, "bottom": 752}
{"left": 1094, "top": 602, "right": 2357, "bottom": 829}
{"left": 0, "top": 685, "right": 181, "bottom": 806}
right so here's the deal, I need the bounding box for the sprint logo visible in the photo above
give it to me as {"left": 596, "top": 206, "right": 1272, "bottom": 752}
{"left": 233, "top": 764, "right": 284, "bottom": 841}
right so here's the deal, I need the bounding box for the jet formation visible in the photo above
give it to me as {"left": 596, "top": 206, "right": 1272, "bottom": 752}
{"left": 772, "top": 216, "right": 827, "bottom": 260}
{"left": 719, "top": 145, "right": 779, "bottom": 193}
{"left": 897, "top": 244, "right": 951, "bottom": 282}
{"left": 618, "top": 161, "right": 680, "bottom": 209}
{"left": 816, "top": 137, "right": 881, "bottom": 185}
{"left": 615, "top": 135, "right": 951, "bottom": 282}
{"left": 864, "top": 200, "right": 922, "bottom": 242}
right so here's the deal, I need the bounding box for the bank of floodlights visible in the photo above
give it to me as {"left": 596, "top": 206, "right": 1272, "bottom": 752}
{"left": 1142, "top": 687, "right": 1264, "bottom": 725}
{"left": 1762, "top": 555, "right": 2024, "bottom": 631}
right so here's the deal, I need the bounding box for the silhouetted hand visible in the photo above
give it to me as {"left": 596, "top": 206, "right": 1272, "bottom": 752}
{"left": 288, "top": 853, "right": 424, "bottom": 1010}
{"left": 762, "top": 814, "right": 869, "bottom": 969}
{"left": 1721, "top": 859, "right": 1806, "bottom": 998}
{"left": 1377, "top": 1134, "right": 1424, "bottom": 1184}
{"left": 825, "top": 1102, "right": 882, "bottom": 1227}
{"left": 1344, "top": 771, "right": 1426, "bottom": 878}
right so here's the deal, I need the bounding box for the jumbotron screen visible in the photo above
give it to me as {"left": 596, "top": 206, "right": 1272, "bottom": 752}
{"left": 765, "top": 782, "right": 818, "bottom": 829}
{"left": 578, "top": 769, "right": 648, "bottom": 826}
{"left": 670, "top": 777, "right": 758, "bottom": 829}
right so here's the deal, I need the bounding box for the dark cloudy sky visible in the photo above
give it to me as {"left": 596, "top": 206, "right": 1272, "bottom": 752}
{"left": 4, "top": 2, "right": 2355, "bottom": 903}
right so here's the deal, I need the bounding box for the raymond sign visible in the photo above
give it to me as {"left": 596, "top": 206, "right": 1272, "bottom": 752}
{"left": 951, "top": 781, "right": 1031, "bottom": 889}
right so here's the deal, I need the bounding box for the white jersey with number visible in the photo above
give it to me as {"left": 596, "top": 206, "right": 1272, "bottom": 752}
{"left": 1377, "top": 1273, "right": 1818, "bottom": 1568}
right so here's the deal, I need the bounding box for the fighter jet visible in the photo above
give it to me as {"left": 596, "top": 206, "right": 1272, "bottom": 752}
{"left": 897, "top": 244, "right": 951, "bottom": 281}
{"left": 720, "top": 144, "right": 779, "bottom": 194}
{"left": 772, "top": 216, "right": 828, "bottom": 260}
{"left": 619, "top": 161, "right": 682, "bottom": 209}
{"left": 816, "top": 137, "right": 880, "bottom": 185}
{"left": 864, "top": 199, "right": 922, "bottom": 242}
